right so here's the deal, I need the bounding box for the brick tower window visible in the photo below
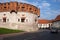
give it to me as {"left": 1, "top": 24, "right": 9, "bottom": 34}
{"left": 4, "top": 7, "right": 6, "bottom": 8}
{"left": 22, "top": 7, "right": 25, "bottom": 8}
{"left": 3, "top": 17, "right": 6, "bottom": 22}
{"left": 10, "top": 10, "right": 17, "bottom": 14}
{"left": 21, "top": 18, "right": 25, "bottom": 22}
{"left": 29, "top": 8, "right": 32, "bottom": 10}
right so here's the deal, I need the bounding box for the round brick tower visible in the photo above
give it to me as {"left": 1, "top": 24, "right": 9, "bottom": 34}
{"left": 0, "top": 2, "right": 40, "bottom": 32}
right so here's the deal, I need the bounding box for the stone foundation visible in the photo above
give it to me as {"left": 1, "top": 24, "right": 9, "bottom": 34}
{"left": 0, "top": 22, "right": 38, "bottom": 32}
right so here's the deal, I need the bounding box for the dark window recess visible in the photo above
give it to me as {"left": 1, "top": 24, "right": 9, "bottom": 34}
{"left": 3, "top": 18, "right": 6, "bottom": 22}
{"left": 4, "top": 7, "right": 6, "bottom": 8}
{"left": 18, "top": 19, "right": 20, "bottom": 22}
{"left": 4, "top": 14, "right": 6, "bottom": 16}
{"left": 10, "top": 10, "right": 17, "bottom": 14}
{"left": 21, "top": 18, "right": 25, "bottom": 22}
{"left": 29, "top": 8, "right": 32, "bottom": 10}
{"left": 35, "top": 10, "right": 36, "bottom": 11}
{"left": 22, "top": 7, "right": 25, "bottom": 8}
{"left": 35, "top": 19, "right": 37, "bottom": 22}
{"left": 21, "top": 7, "right": 25, "bottom": 11}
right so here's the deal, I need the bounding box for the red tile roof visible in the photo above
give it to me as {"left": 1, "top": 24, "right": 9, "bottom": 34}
{"left": 55, "top": 15, "right": 60, "bottom": 21}
{"left": 38, "top": 19, "right": 52, "bottom": 24}
{"left": 52, "top": 15, "right": 60, "bottom": 22}
{"left": 38, "top": 15, "right": 60, "bottom": 24}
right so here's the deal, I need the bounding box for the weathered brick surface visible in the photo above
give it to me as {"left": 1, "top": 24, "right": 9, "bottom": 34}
{"left": 0, "top": 2, "right": 40, "bottom": 16}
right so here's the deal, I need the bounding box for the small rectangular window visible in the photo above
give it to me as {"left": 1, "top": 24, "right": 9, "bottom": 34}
{"left": 22, "top": 7, "right": 25, "bottom": 8}
{"left": 4, "top": 7, "right": 6, "bottom": 8}
{"left": 29, "top": 8, "right": 32, "bottom": 10}
{"left": 35, "top": 19, "right": 37, "bottom": 22}
{"left": 21, "top": 6, "right": 25, "bottom": 11}
{"left": 21, "top": 18, "right": 25, "bottom": 22}
{"left": 35, "top": 10, "right": 37, "bottom": 11}
{"left": 3, "top": 18, "right": 6, "bottom": 22}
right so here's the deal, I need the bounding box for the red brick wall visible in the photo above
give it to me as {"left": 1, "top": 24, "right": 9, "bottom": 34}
{"left": 0, "top": 2, "right": 40, "bottom": 16}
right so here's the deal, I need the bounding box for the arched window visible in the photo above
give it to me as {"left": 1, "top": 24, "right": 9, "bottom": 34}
{"left": 10, "top": 10, "right": 17, "bottom": 14}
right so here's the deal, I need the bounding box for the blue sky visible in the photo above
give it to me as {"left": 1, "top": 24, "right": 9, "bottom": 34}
{"left": 0, "top": 0, "right": 60, "bottom": 20}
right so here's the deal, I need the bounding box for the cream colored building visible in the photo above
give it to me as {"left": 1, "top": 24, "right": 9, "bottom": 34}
{"left": 51, "top": 15, "right": 60, "bottom": 28}
{"left": 38, "top": 19, "right": 52, "bottom": 29}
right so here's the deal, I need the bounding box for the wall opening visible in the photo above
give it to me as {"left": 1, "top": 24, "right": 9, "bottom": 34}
{"left": 21, "top": 18, "right": 25, "bottom": 22}
{"left": 10, "top": 10, "right": 17, "bottom": 14}
{"left": 35, "top": 18, "right": 37, "bottom": 23}
{"left": 3, "top": 17, "right": 6, "bottom": 22}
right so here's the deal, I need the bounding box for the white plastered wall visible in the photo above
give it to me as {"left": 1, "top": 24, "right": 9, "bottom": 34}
{"left": 0, "top": 12, "right": 38, "bottom": 32}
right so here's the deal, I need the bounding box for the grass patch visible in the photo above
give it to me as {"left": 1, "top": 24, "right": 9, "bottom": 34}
{"left": 0, "top": 28, "right": 24, "bottom": 34}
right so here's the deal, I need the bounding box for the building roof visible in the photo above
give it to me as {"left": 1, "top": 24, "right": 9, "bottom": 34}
{"left": 55, "top": 15, "right": 60, "bottom": 21}
{"left": 38, "top": 19, "right": 52, "bottom": 24}
{"left": 52, "top": 15, "right": 60, "bottom": 22}
{"left": 38, "top": 15, "right": 60, "bottom": 24}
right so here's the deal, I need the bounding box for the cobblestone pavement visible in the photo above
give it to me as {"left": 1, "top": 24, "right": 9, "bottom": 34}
{"left": 0, "top": 29, "right": 60, "bottom": 40}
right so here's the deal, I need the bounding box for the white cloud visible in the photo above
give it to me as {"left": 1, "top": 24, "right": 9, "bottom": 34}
{"left": 42, "top": 2, "right": 50, "bottom": 7}
{"left": 40, "top": 1, "right": 51, "bottom": 8}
